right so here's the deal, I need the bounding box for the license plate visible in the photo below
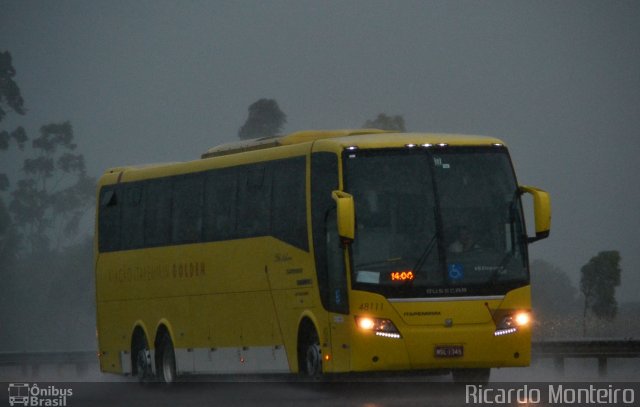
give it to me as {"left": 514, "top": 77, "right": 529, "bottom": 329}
{"left": 434, "top": 345, "right": 464, "bottom": 358}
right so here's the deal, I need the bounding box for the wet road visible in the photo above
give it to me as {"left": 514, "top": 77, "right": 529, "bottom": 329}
{"left": 69, "top": 381, "right": 466, "bottom": 407}
{"left": 4, "top": 379, "right": 639, "bottom": 407}
{"left": 2, "top": 359, "right": 639, "bottom": 406}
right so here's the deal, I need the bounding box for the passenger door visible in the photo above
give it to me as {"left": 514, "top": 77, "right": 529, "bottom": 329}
{"left": 326, "top": 210, "right": 351, "bottom": 372}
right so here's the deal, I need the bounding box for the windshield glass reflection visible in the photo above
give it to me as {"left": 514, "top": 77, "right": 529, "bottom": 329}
{"left": 344, "top": 147, "right": 528, "bottom": 298}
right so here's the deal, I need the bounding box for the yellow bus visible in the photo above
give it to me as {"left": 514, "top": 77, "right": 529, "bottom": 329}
{"left": 95, "top": 129, "right": 550, "bottom": 383}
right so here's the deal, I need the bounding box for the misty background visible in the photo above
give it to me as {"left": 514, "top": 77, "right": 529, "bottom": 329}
{"left": 1, "top": 1, "right": 639, "bottom": 351}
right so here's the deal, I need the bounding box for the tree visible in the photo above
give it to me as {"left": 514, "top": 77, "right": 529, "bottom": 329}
{"left": 580, "top": 251, "right": 622, "bottom": 336}
{"left": 362, "top": 113, "right": 406, "bottom": 132}
{"left": 0, "top": 50, "right": 26, "bottom": 122}
{"left": 238, "top": 98, "right": 286, "bottom": 140}
{"left": 0, "top": 50, "right": 27, "bottom": 191}
{"left": 0, "top": 50, "right": 26, "bottom": 267}
{"left": 9, "top": 121, "right": 94, "bottom": 254}
{"left": 0, "top": 52, "right": 96, "bottom": 352}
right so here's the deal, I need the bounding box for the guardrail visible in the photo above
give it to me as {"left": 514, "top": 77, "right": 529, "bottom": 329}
{"left": 531, "top": 338, "right": 640, "bottom": 377}
{"left": 1, "top": 339, "right": 639, "bottom": 378}
{"left": 0, "top": 350, "right": 96, "bottom": 377}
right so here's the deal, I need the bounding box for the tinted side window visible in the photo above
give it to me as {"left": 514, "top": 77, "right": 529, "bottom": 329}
{"left": 122, "top": 183, "right": 145, "bottom": 249}
{"left": 172, "top": 175, "right": 204, "bottom": 244}
{"left": 98, "top": 186, "right": 120, "bottom": 252}
{"left": 204, "top": 169, "right": 237, "bottom": 241}
{"left": 144, "top": 178, "right": 172, "bottom": 247}
{"left": 271, "top": 157, "right": 308, "bottom": 250}
{"left": 237, "top": 164, "right": 271, "bottom": 238}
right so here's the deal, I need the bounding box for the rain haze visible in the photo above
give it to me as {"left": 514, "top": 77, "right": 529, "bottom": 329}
{"left": 1, "top": 0, "right": 639, "bottom": 385}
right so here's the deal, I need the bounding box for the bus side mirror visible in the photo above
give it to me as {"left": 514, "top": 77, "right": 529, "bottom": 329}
{"left": 519, "top": 185, "right": 551, "bottom": 243}
{"left": 331, "top": 190, "right": 355, "bottom": 243}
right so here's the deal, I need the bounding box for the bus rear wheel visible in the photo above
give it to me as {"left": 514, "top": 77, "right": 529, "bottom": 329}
{"left": 134, "top": 347, "right": 152, "bottom": 381}
{"left": 131, "top": 332, "right": 152, "bottom": 382}
{"left": 156, "top": 333, "right": 177, "bottom": 384}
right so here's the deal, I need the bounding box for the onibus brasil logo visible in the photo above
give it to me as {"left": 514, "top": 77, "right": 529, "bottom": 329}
{"left": 8, "top": 383, "right": 73, "bottom": 406}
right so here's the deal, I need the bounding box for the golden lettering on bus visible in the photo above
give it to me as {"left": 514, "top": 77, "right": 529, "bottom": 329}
{"left": 172, "top": 262, "right": 206, "bottom": 279}
{"left": 108, "top": 264, "right": 171, "bottom": 283}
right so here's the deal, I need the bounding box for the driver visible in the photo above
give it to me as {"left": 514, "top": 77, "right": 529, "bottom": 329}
{"left": 449, "top": 226, "right": 480, "bottom": 253}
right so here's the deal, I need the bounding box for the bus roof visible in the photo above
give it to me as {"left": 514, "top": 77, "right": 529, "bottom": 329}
{"left": 318, "top": 132, "right": 505, "bottom": 150}
{"left": 101, "top": 130, "right": 506, "bottom": 182}
{"left": 201, "top": 129, "right": 505, "bottom": 158}
{"left": 200, "top": 129, "right": 389, "bottom": 158}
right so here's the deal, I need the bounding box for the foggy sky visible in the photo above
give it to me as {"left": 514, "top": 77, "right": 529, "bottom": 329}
{"left": 1, "top": 1, "right": 639, "bottom": 300}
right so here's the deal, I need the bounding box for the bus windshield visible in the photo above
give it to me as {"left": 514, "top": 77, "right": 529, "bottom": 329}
{"left": 344, "top": 147, "right": 528, "bottom": 298}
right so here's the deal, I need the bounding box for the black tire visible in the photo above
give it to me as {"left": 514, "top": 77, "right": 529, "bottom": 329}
{"left": 156, "top": 333, "right": 177, "bottom": 384}
{"left": 452, "top": 368, "right": 490, "bottom": 384}
{"left": 132, "top": 335, "right": 152, "bottom": 382}
{"left": 298, "top": 328, "right": 322, "bottom": 377}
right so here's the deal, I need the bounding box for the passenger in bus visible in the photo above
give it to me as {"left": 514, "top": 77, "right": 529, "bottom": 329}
{"left": 448, "top": 226, "right": 480, "bottom": 253}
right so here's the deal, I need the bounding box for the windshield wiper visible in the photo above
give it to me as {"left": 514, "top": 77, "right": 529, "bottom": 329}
{"left": 490, "top": 189, "right": 522, "bottom": 283}
{"left": 490, "top": 252, "right": 512, "bottom": 283}
{"left": 411, "top": 234, "right": 438, "bottom": 274}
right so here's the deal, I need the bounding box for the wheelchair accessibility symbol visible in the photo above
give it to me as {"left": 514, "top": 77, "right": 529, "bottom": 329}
{"left": 447, "top": 263, "right": 464, "bottom": 281}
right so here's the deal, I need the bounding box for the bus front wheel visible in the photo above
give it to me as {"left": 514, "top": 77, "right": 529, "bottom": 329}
{"left": 298, "top": 328, "right": 322, "bottom": 377}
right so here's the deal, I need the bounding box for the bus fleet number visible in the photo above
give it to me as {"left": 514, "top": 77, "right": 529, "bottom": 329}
{"left": 358, "top": 302, "right": 383, "bottom": 312}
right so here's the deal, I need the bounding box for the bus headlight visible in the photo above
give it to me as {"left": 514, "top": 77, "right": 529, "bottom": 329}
{"left": 355, "top": 317, "right": 402, "bottom": 339}
{"left": 514, "top": 311, "right": 531, "bottom": 327}
{"left": 494, "top": 311, "right": 531, "bottom": 336}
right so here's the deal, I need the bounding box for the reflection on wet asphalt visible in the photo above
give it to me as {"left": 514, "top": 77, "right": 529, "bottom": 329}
{"left": 2, "top": 360, "right": 639, "bottom": 406}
